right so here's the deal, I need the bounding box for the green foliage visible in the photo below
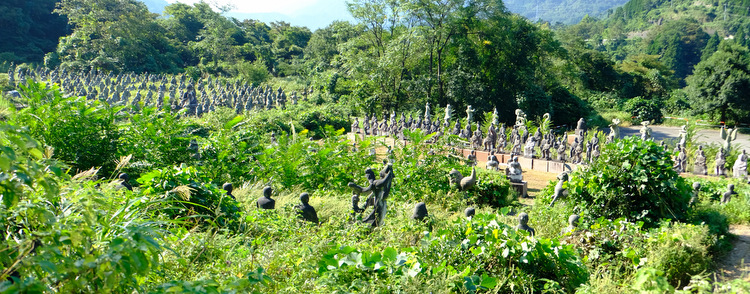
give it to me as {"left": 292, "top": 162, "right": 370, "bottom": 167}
{"left": 137, "top": 165, "right": 242, "bottom": 230}
{"left": 565, "top": 136, "right": 691, "bottom": 226}
{"left": 686, "top": 41, "right": 750, "bottom": 124}
{"left": 11, "top": 80, "right": 121, "bottom": 174}
{"left": 624, "top": 96, "right": 663, "bottom": 123}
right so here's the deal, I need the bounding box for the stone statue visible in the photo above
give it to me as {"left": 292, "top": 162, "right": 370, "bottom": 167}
{"left": 449, "top": 167, "right": 477, "bottom": 191}
{"left": 694, "top": 146, "right": 707, "bottom": 175}
{"left": 466, "top": 105, "right": 476, "bottom": 124}
{"left": 607, "top": 118, "right": 620, "bottom": 143}
{"left": 715, "top": 148, "right": 727, "bottom": 176}
{"left": 514, "top": 109, "right": 526, "bottom": 127}
{"left": 483, "top": 124, "right": 497, "bottom": 151}
{"left": 295, "top": 192, "right": 319, "bottom": 223}
{"left": 720, "top": 126, "right": 739, "bottom": 153}
{"left": 564, "top": 214, "right": 580, "bottom": 234}
{"left": 412, "top": 202, "right": 428, "bottom": 221}
{"left": 471, "top": 124, "right": 483, "bottom": 149}
{"left": 444, "top": 104, "right": 453, "bottom": 126}
{"left": 451, "top": 120, "right": 461, "bottom": 136}
{"left": 674, "top": 146, "right": 687, "bottom": 173}
{"left": 678, "top": 124, "right": 688, "bottom": 146}
{"left": 467, "top": 150, "right": 477, "bottom": 166}
{"left": 639, "top": 121, "right": 652, "bottom": 141}
{"left": 223, "top": 182, "right": 235, "bottom": 200}
{"left": 492, "top": 107, "right": 499, "bottom": 126}
{"left": 574, "top": 118, "right": 587, "bottom": 141}
{"left": 549, "top": 172, "right": 569, "bottom": 207}
{"left": 257, "top": 186, "right": 276, "bottom": 209}
{"left": 424, "top": 102, "right": 431, "bottom": 121}
{"left": 352, "top": 118, "right": 360, "bottom": 134}
{"left": 516, "top": 213, "right": 535, "bottom": 236}
{"left": 689, "top": 182, "right": 700, "bottom": 207}
{"left": 557, "top": 138, "right": 567, "bottom": 162}
{"left": 118, "top": 173, "right": 133, "bottom": 191}
{"left": 506, "top": 156, "right": 523, "bottom": 183}
{"left": 722, "top": 184, "right": 737, "bottom": 204}
{"left": 464, "top": 207, "right": 476, "bottom": 218}
{"left": 733, "top": 149, "right": 747, "bottom": 179}
{"left": 486, "top": 152, "right": 500, "bottom": 171}
{"left": 348, "top": 164, "right": 394, "bottom": 227}
{"left": 523, "top": 136, "right": 536, "bottom": 158}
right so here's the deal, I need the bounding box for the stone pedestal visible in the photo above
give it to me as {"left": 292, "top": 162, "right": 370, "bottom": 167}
{"left": 511, "top": 181, "right": 528, "bottom": 198}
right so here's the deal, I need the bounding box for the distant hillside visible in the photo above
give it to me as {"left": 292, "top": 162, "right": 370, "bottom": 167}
{"left": 504, "top": 0, "right": 630, "bottom": 24}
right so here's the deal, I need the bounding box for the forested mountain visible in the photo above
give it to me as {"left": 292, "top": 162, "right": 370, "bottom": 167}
{"left": 504, "top": 0, "right": 629, "bottom": 24}
{"left": 0, "top": 0, "right": 68, "bottom": 63}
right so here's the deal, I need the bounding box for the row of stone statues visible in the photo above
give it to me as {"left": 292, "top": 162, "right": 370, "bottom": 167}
{"left": 7, "top": 64, "right": 312, "bottom": 116}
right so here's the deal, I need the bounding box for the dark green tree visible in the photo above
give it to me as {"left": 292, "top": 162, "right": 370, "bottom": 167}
{"left": 686, "top": 41, "right": 750, "bottom": 124}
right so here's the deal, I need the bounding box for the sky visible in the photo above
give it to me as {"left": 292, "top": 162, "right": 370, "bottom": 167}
{"left": 164, "top": 0, "right": 354, "bottom": 30}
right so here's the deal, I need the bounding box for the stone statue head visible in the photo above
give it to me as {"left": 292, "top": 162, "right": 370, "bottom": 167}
{"left": 692, "top": 182, "right": 701, "bottom": 190}
{"left": 728, "top": 184, "right": 735, "bottom": 192}
{"left": 518, "top": 212, "right": 529, "bottom": 226}
{"left": 464, "top": 207, "right": 476, "bottom": 218}
{"left": 365, "top": 168, "right": 376, "bottom": 182}
{"left": 300, "top": 192, "right": 310, "bottom": 204}
{"left": 262, "top": 186, "right": 273, "bottom": 198}
{"left": 119, "top": 173, "right": 129, "bottom": 181}
{"left": 568, "top": 214, "right": 580, "bottom": 227}
{"left": 222, "top": 182, "right": 233, "bottom": 194}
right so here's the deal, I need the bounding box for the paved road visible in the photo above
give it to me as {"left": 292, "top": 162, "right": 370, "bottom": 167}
{"left": 619, "top": 126, "right": 750, "bottom": 150}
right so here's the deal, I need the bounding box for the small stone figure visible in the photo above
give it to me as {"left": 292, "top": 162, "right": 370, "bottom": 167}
{"left": 678, "top": 124, "right": 689, "bottom": 146}
{"left": 607, "top": 118, "right": 621, "bottom": 143}
{"left": 640, "top": 121, "right": 652, "bottom": 141}
{"left": 722, "top": 184, "right": 737, "bottom": 204}
{"left": 716, "top": 148, "right": 727, "bottom": 176}
{"left": 486, "top": 152, "right": 500, "bottom": 171}
{"left": 506, "top": 156, "right": 523, "bottom": 183}
{"left": 471, "top": 124, "right": 483, "bottom": 150}
{"left": 674, "top": 146, "right": 687, "bottom": 173}
{"left": 412, "top": 202, "right": 428, "bottom": 221}
{"left": 516, "top": 213, "right": 535, "bottom": 236}
{"left": 514, "top": 109, "right": 526, "bottom": 127}
{"left": 689, "top": 182, "right": 701, "bottom": 207}
{"left": 257, "top": 186, "right": 276, "bottom": 210}
{"left": 223, "top": 182, "right": 235, "bottom": 200}
{"left": 295, "top": 192, "right": 319, "bottom": 223}
{"left": 574, "top": 118, "right": 587, "bottom": 141}
{"left": 464, "top": 207, "right": 476, "bottom": 219}
{"left": 733, "top": 150, "right": 747, "bottom": 179}
{"left": 449, "top": 167, "right": 477, "bottom": 191}
{"left": 466, "top": 105, "right": 475, "bottom": 124}
{"left": 694, "top": 146, "right": 707, "bottom": 175}
{"left": 118, "top": 173, "right": 133, "bottom": 191}
{"left": 467, "top": 150, "right": 477, "bottom": 166}
{"left": 564, "top": 214, "right": 580, "bottom": 234}
{"left": 523, "top": 136, "right": 536, "bottom": 158}
{"left": 720, "top": 126, "right": 739, "bottom": 153}
{"left": 549, "top": 172, "right": 569, "bottom": 207}
{"left": 444, "top": 104, "right": 453, "bottom": 126}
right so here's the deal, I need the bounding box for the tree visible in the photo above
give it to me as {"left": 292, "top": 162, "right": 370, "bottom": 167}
{"left": 686, "top": 41, "right": 750, "bottom": 124}
{"left": 0, "top": 0, "right": 68, "bottom": 63}
{"left": 52, "top": 0, "right": 180, "bottom": 72}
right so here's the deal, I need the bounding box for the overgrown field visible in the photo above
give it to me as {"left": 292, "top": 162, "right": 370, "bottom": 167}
{"left": 2, "top": 81, "right": 750, "bottom": 293}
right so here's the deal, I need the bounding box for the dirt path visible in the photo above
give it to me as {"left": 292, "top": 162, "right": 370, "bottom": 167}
{"left": 717, "top": 225, "right": 750, "bottom": 282}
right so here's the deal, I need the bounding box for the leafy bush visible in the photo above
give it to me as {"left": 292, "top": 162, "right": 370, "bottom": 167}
{"left": 11, "top": 80, "right": 121, "bottom": 174}
{"left": 137, "top": 165, "right": 242, "bottom": 230}
{"left": 566, "top": 137, "right": 691, "bottom": 226}
{"left": 624, "top": 96, "right": 663, "bottom": 123}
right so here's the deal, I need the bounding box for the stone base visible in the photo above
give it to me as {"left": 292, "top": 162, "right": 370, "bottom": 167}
{"left": 511, "top": 181, "right": 528, "bottom": 198}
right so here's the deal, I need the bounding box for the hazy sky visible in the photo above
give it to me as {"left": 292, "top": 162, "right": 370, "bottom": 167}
{"left": 165, "top": 0, "right": 353, "bottom": 30}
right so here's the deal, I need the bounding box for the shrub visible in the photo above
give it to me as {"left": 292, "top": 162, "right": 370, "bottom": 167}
{"left": 566, "top": 136, "right": 691, "bottom": 226}
{"left": 624, "top": 96, "right": 663, "bottom": 123}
